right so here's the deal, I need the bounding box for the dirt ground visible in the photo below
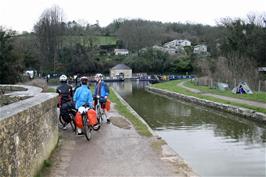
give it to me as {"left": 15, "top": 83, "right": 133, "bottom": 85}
{"left": 40, "top": 104, "right": 197, "bottom": 177}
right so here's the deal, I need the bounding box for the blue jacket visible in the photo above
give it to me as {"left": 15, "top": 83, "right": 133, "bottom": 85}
{"left": 94, "top": 81, "right": 109, "bottom": 98}
{"left": 73, "top": 85, "right": 93, "bottom": 109}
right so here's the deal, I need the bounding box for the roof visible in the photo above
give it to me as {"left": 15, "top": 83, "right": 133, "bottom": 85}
{"left": 258, "top": 67, "right": 266, "bottom": 72}
{"left": 114, "top": 49, "right": 129, "bottom": 52}
{"left": 111, "top": 64, "right": 131, "bottom": 70}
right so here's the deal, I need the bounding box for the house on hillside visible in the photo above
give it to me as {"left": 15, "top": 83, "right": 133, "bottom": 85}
{"left": 164, "top": 39, "right": 191, "bottom": 48}
{"left": 153, "top": 45, "right": 184, "bottom": 55}
{"left": 110, "top": 64, "right": 132, "bottom": 79}
{"left": 114, "top": 49, "right": 129, "bottom": 55}
{"left": 193, "top": 44, "right": 207, "bottom": 54}
{"left": 152, "top": 45, "right": 175, "bottom": 55}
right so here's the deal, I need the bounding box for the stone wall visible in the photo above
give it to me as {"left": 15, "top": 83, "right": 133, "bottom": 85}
{"left": 0, "top": 85, "right": 58, "bottom": 177}
{"left": 146, "top": 86, "right": 266, "bottom": 123}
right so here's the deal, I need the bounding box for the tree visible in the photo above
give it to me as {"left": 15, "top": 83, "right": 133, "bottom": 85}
{"left": 117, "top": 20, "right": 165, "bottom": 51}
{"left": 12, "top": 34, "right": 40, "bottom": 71}
{"left": 0, "top": 28, "right": 21, "bottom": 84}
{"left": 34, "top": 6, "right": 65, "bottom": 73}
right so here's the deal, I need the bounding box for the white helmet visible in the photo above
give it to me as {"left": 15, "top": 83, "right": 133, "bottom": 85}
{"left": 95, "top": 73, "right": 103, "bottom": 79}
{"left": 80, "top": 76, "right": 88, "bottom": 84}
{"left": 80, "top": 76, "right": 88, "bottom": 81}
{"left": 59, "top": 75, "right": 67, "bottom": 82}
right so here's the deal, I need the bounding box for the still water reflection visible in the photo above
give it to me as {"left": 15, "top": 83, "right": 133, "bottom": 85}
{"left": 110, "top": 81, "right": 266, "bottom": 177}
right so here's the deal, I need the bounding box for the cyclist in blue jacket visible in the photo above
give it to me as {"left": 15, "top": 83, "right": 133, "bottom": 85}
{"left": 74, "top": 76, "right": 93, "bottom": 109}
{"left": 73, "top": 76, "right": 93, "bottom": 134}
{"left": 94, "top": 73, "right": 110, "bottom": 123}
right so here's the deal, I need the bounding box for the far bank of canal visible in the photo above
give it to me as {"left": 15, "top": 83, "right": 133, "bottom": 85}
{"left": 110, "top": 81, "right": 266, "bottom": 177}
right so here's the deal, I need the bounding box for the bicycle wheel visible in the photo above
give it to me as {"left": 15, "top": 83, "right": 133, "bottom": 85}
{"left": 97, "top": 105, "right": 103, "bottom": 124}
{"left": 82, "top": 114, "right": 92, "bottom": 141}
{"left": 59, "top": 114, "right": 66, "bottom": 127}
{"left": 69, "top": 113, "right": 76, "bottom": 132}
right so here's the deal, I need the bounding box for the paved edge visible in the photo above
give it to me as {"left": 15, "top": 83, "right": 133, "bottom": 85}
{"left": 146, "top": 86, "right": 266, "bottom": 124}
{"left": 111, "top": 88, "right": 200, "bottom": 177}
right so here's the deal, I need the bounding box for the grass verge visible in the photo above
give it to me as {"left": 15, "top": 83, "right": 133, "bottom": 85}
{"left": 46, "top": 88, "right": 56, "bottom": 93}
{"left": 152, "top": 80, "right": 266, "bottom": 114}
{"left": 184, "top": 80, "right": 266, "bottom": 103}
{"left": 109, "top": 89, "right": 152, "bottom": 137}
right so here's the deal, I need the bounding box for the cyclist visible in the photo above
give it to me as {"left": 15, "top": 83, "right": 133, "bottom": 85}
{"left": 94, "top": 73, "right": 110, "bottom": 123}
{"left": 56, "top": 74, "right": 74, "bottom": 129}
{"left": 73, "top": 76, "right": 93, "bottom": 135}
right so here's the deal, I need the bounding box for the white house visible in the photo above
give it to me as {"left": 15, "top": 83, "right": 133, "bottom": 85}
{"left": 193, "top": 44, "right": 208, "bottom": 54}
{"left": 114, "top": 49, "right": 129, "bottom": 55}
{"left": 164, "top": 39, "right": 191, "bottom": 48}
{"left": 258, "top": 67, "right": 266, "bottom": 72}
{"left": 110, "top": 64, "right": 132, "bottom": 79}
{"left": 153, "top": 45, "right": 183, "bottom": 55}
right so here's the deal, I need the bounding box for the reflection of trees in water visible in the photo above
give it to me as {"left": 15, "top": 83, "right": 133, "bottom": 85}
{"left": 125, "top": 88, "right": 266, "bottom": 145}
{"left": 110, "top": 81, "right": 133, "bottom": 97}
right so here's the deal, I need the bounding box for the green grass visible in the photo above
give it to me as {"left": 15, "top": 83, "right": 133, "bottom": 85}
{"left": 46, "top": 88, "right": 56, "bottom": 93}
{"left": 109, "top": 89, "right": 152, "bottom": 137}
{"left": 184, "top": 81, "right": 266, "bottom": 103}
{"left": 47, "top": 78, "right": 59, "bottom": 85}
{"left": 152, "top": 80, "right": 266, "bottom": 114}
{"left": 62, "top": 35, "right": 117, "bottom": 47}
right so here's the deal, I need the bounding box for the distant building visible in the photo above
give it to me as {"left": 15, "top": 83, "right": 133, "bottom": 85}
{"left": 153, "top": 45, "right": 184, "bottom": 55}
{"left": 110, "top": 64, "right": 132, "bottom": 79}
{"left": 258, "top": 67, "right": 266, "bottom": 72}
{"left": 193, "top": 44, "right": 207, "bottom": 54}
{"left": 114, "top": 49, "right": 129, "bottom": 55}
{"left": 164, "top": 39, "right": 191, "bottom": 48}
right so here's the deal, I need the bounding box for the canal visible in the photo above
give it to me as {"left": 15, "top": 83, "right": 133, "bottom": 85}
{"left": 110, "top": 80, "right": 266, "bottom": 177}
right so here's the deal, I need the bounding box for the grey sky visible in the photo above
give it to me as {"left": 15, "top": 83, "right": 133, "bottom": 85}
{"left": 0, "top": 0, "right": 265, "bottom": 32}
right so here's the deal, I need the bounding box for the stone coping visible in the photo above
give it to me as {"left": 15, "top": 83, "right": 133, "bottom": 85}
{"left": 0, "top": 84, "right": 43, "bottom": 97}
{"left": 0, "top": 84, "right": 56, "bottom": 121}
{"left": 146, "top": 86, "right": 266, "bottom": 123}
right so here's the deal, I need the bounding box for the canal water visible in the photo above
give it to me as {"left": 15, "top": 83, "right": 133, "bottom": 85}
{"left": 110, "top": 81, "right": 266, "bottom": 177}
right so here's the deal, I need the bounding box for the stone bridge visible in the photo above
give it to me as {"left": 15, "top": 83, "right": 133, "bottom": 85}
{"left": 0, "top": 85, "right": 58, "bottom": 177}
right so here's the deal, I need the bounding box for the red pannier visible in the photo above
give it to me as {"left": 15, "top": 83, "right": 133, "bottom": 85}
{"left": 105, "top": 99, "right": 111, "bottom": 112}
{"left": 87, "top": 109, "right": 98, "bottom": 126}
{"left": 75, "top": 112, "right": 83, "bottom": 128}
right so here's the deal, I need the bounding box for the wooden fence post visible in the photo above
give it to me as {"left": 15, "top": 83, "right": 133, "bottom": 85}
{"left": 258, "top": 80, "right": 261, "bottom": 92}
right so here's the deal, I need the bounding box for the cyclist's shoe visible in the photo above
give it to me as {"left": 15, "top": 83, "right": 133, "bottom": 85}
{"left": 61, "top": 123, "right": 68, "bottom": 130}
{"left": 77, "top": 132, "right": 84, "bottom": 135}
{"left": 93, "top": 124, "right": 100, "bottom": 129}
{"left": 107, "top": 118, "right": 110, "bottom": 124}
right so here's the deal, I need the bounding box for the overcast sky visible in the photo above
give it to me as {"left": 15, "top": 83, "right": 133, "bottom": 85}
{"left": 0, "top": 0, "right": 265, "bottom": 32}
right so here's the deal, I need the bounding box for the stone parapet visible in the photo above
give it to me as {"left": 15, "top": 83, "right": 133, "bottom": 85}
{"left": 146, "top": 86, "right": 266, "bottom": 123}
{"left": 0, "top": 85, "right": 58, "bottom": 177}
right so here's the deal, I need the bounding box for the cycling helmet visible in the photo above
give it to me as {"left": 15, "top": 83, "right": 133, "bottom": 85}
{"left": 59, "top": 74, "right": 67, "bottom": 82}
{"left": 95, "top": 73, "right": 103, "bottom": 80}
{"left": 80, "top": 76, "right": 88, "bottom": 84}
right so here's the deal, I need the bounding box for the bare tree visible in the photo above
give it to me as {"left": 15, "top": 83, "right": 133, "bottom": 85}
{"left": 34, "top": 5, "right": 65, "bottom": 73}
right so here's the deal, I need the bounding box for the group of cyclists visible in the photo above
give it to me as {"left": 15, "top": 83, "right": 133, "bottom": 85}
{"left": 56, "top": 73, "right": 110, "bottom": 135}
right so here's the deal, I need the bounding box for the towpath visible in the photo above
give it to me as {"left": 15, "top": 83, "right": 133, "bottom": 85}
{"left": 44, "top": 103, "right": 197, "bottom": 177}
{"left": 177, "top": 81, "right": 266, "bottom": 109}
